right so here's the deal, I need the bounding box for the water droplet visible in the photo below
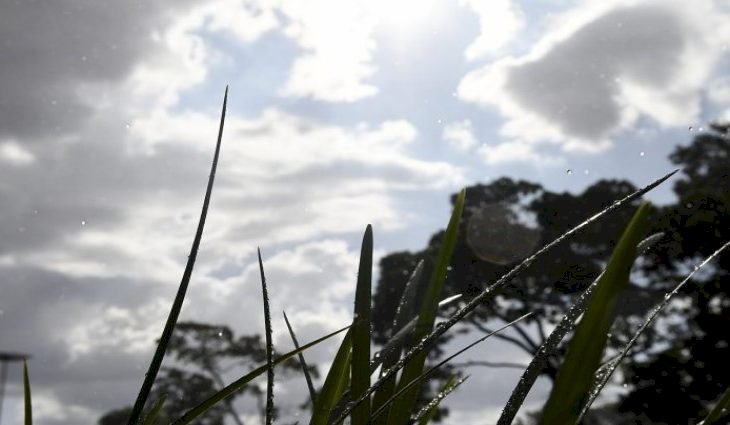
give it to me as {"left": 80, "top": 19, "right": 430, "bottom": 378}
{"left": 566, "top": 169, "right": 572, "bottom": 175}
{"left": 623, "top": 383, "right": 628, "bottom": 388}
{"left": 698, "top": 127, "right": 704, "bottom": 132}
{"left": 217, "top": 331, "right": 223, "bottom": 337}
{"left": 584, "top": 169, "right": 589, "bottom": 175}
{"left": 446, "top": 266, "right": 453, "bottom": 271}
{"left": 639, "top": 151, "right": 645, "bottom": 156}
{"left": 125, "top": 122, "right": 131, "bottom": 129}
{"left": 81, "top": 220, "right": 87, "bottom": 226}
{"left": 689, "top": 126, "right": 694, "bottom": 131}
{"left": 686, "top": 202, "right": 693, "bottom": 209}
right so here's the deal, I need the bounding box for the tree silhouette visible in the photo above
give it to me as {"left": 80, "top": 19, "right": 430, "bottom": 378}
{"left": 373, "top": 123, "right": 729, "bottom": 422}
{"left": 98, "top": 321, "right": 315, "bottom": 425}
{"left": 614, "top": 122, "right": 730, "bottom": 423}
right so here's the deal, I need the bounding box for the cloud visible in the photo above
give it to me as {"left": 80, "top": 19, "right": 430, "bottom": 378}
{"left": 276, "top": 0, "right": 379, "bottom": 102}
{"left": 458, "top": 0, "right": 730, "bottom": 153}
{"left": 460, "top": 0, "right": 525, "bottom": 60}
{"left": 0, "top": 141, "right": 36, "bottom": 166}
{"left": 477, "top": 141, "right": 563, "bottom": 165}
{"left": 443, "top": 120, "right": 478, "bottom": 151}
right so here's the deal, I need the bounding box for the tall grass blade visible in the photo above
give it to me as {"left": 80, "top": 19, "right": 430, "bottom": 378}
{"left": 351, "top": 224, "right": 373, "bottom": 425}
{"left": 703, "top": 384, "right": 730, "bottom": 425}
{"left": 127, "top": 87, "right": 228, "bottom": 425}
{"left": 371, "top": 260, "right": 423, "bottom": 424}
{"left": 283, "top": 310, "right": 317, "bottom": 405}
{"left": 372, "top": 313, "right": 531, "bottom": 423}
{"left": 308, "top": 330, "right": 352, "bottom": 425}
{"left": 371, "top": 292, "right": 461, "bottom": 373}
{"left": 141, "top": 395, "right": 167, "bottom": 425}
{"left": 172, "top": 324, "right": 349, "bottom": 425}
{"left": 577, "top": 239, "right": 730, "bottom": 422}
{"left": 23, "top": 360, "right": 31, "bottom": 425}
{"left": 258, "top": 248, "right": 275, "bottom": 425}
{"left": 539, "top": 203, "right": 652, "bottom": 425}
{"left": 333, "top": 170, "right": 677, "bottom": 424}
{"left": 497, "top": 232, "right": 664, "bottom": 425}
{"left": 386, "top": 188, "right": 466, "bottom": 425}
{"left": 414, "top": 375, "right": 468, "bottom": 425}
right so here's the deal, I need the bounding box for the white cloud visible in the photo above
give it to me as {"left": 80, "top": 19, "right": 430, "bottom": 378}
{"left": 277, "top": 0, "right": 379, "bottom": 102}
{"left": 458, "top": 0, "right": 730, "bottom": 153}
{"left": 460, "top": 0, "right": 525, "bottom": 60}
{"left": 443, "top": 120, "right": 478, "bottom": 151}
{"left": 0, "top": 141, "right": 35, "bottom": 165}
{"left": 477, "top": 141, "right": 563, "bottom": 165}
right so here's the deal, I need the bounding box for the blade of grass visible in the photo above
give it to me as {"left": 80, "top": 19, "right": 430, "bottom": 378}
{"left": 371, "top": 293, "right": 462, "bottom": 373}
{"left": 414, "top": 375, "right": 468, "bottom": 425}
{"left": 258, "top": 248, "right": 275, "bottom": 425}
{"left": 496, "top": 232, "right": 665, "bottom": 425}
{"left": 23, "top": 360, "right": 31, "bottom": 425}
{"left": 703, "top": 384, "right": 730, "bottom": 425}
{"left": 172, "top": 324, "right": 349, "bottom": 425}
{"left": 308, "top": 330, "right": 352, "bottom": 425}
{"left": 577, "top": 239, "right": 730, "bottom": 422}
{"left": 539, "top": 203, "right": 652, "bottom": 425}
{"left": 283, "top": 310, "right": 317, "bottom": 405}
{"left": 127, "top": 87, "right": 228, "bottom": 425}
{"left": 386, "top": 188, "right": 466, "bottom": 425}
{"left": 351, "top": 224, "right": 373, "bottom": 425}
{"left": 141, "top": 395, "right": 167, "bottom": 425}
{"left": 333, "top": 170, "right": 677, "bottom": 424}
{"left": 370, "top": 260, "right": 424, "bottom": 424}
{"left": 372, "top": 313, "right": 531, "bottom": 423}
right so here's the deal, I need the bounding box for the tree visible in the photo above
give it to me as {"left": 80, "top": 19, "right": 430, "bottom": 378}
{"left": 614, "top": 122, "right": 730, "bottom": 424}
{"left": 373, "top": 122, "right": 730, "bottom": 423}
{"left": 98, "top": 321, "right": 315, "bottom": 425}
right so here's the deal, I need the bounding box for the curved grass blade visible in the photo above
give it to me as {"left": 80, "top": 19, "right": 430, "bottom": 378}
{"left": 539, "top": 203, "right": 652, "bottom": 425}
{"left": 172, "top": 324, "right": 349, "bottom": 425}
{"left": 258, "top": 248, "right": 275, "bottom": 425}
{"left": 283, "top": 310, "right": 317, "bottom": 405}
{"left": 577, "top": 239, "right": 730, "bottom": 422}
{"left": 333, "top": 170, "right": 677, "bottom": 424}
{"left": 703, "top": 384, "right": 730, "bottom": 425}
{"left": 497, "top": 232, "right": 664, "bottom": 425}
{"left": 23, "top": 360, "right": 32, "bottom": 425}
{"left": 370, "top": 260, "right": 423, "bottom": 423}
{"left": 372, "top": 313, "right": 531, "bottom": 423}
{"left": 414, "top": 375, "right": 469, "bottom": 425}
{"left": 141, "top": 395, "right": 167, "bottom": 425}
{"left": 309, "top": 330, "right": 352, "bottom": 425}
{"left": 351, "top": 224, "right": 373, "bottom": 425}
{"left": 371, "top": 292, "right": 461, "bottom": 373}
{"left": 127, "top": 87, "right": 228, "bottom": 425}
{"left": 386, "top": 189, "right": 466, "bottom": 425}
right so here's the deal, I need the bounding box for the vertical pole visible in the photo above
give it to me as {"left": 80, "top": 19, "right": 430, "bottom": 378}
{"left": 0, "top": 361, "right": 8, "bottom": 424}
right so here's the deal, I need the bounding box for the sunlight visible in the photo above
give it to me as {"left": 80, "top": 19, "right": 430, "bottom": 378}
{"left": 361, "top": 0, "right": 443, "bottom": 36}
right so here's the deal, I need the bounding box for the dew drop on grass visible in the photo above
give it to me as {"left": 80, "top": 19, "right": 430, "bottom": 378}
{"left": 689, "top": 126, "right": 694, "bottom": 131}
{"left": 566, "top": 169, "right": 573, "bottom": 175}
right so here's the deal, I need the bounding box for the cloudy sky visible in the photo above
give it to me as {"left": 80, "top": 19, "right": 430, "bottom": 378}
{"left": 1, "top": 0, "right": 730, "bottom": 423}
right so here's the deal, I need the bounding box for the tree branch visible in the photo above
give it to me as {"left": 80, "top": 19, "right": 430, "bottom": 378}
{"left": 451, "top": 360, "right": 529, "bottom": 370}
{"left": 467, "top": 317, "right": 536, "bottom": 356}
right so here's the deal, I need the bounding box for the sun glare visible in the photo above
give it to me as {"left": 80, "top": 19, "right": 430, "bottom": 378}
{"left": 362, "top": 0, "right": 443, "bottom": 36}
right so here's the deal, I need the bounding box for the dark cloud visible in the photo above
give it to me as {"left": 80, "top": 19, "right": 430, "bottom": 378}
{"left": 506, "top": 5, "right": 686, "bottom": 139}
{"left": 0, "top": 0, "right": 197, "bottom": 141}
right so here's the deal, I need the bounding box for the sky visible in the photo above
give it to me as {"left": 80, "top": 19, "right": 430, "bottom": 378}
{"left": 1, "top": 0, "right": 730, "bottom": 423}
